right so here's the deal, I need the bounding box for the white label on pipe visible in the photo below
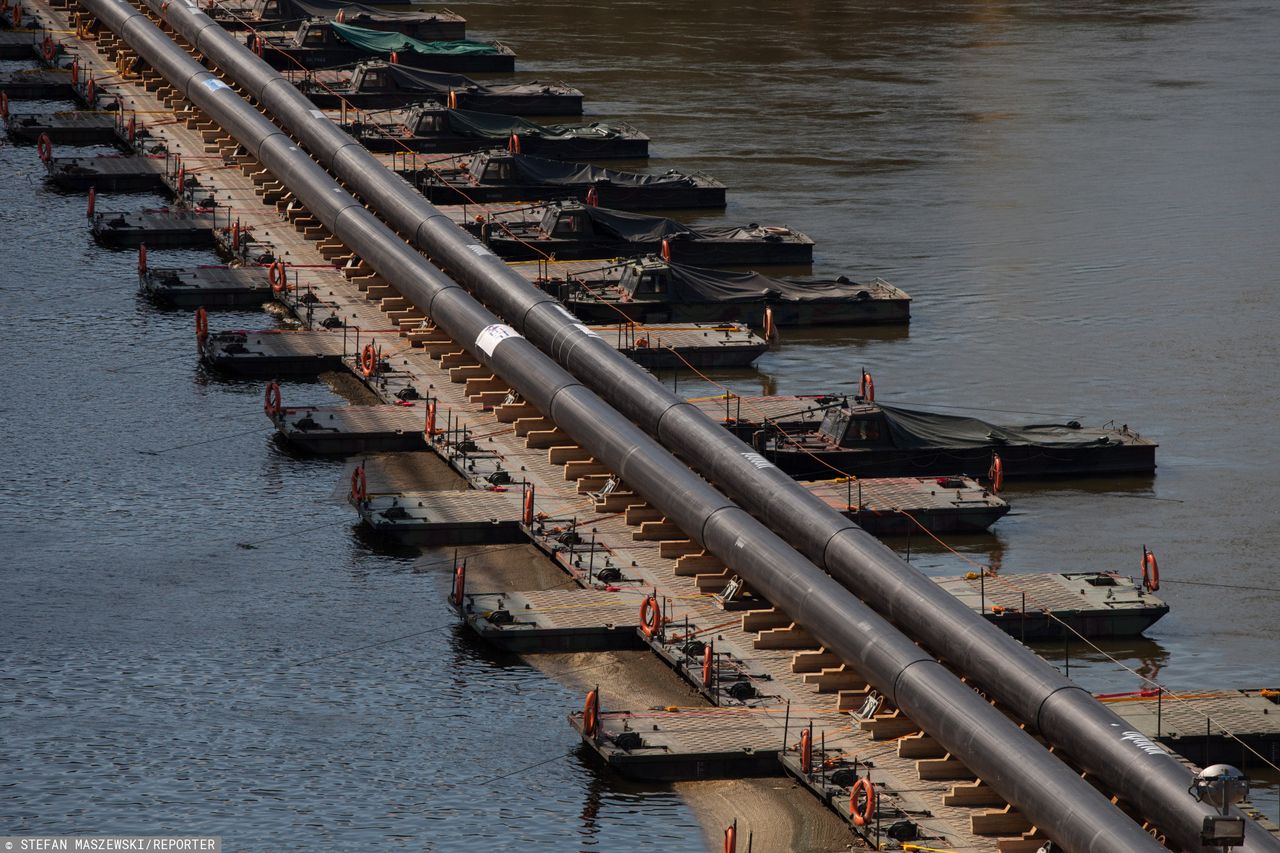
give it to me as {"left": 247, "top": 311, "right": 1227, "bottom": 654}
{"left": 740, "top": 452, "right": 775, "bottom": 470}
{"left": 201, "top": 78, "right": 231, "bottom": 93}
{"left": 733, "top": 536, "right": 746, "bottom": 550}
{"left": 310, "top": 109, "right": 327, "bottom": 120}
{"left": 572, "top": 324, "right": 600, "bottom": 339}
{"left": 476, "top": 324, "right": 520, "bottom": 357}
{"left": 467, "top": 244, "right": 495, "bottom": 257}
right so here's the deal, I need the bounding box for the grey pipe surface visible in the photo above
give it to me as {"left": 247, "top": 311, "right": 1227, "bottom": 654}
{"left": 83, "top": 2, "right": 1209, "bottom": 850}
{"left": 153, "top": 10, "right": 1280, "bottom": 851}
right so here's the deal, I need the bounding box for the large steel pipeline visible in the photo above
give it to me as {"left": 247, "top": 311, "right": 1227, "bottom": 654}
{"left": 146, "top": 9, "right": 1280, "bottom": 851}
{"left": 144, "top": 6, "right": 1280, "bottom": 851}
{"left": 76, "top": 3, "right": 1180, "bottom": 851}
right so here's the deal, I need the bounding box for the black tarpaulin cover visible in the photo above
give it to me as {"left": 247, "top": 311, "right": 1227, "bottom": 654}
{"left": 646, "top": 262, "right": 879, "bottom": 305}
{"left": 379, "top": 63, "right": 556, "bottom": 98}
{"left": 875, "top": 404, "right": 1116, "bottom": 449}
{"left": 507, "top": 153, "right": 694, "bottom": 187}
{"left": 287, "top": 0, "right": 438, "bottom": 22}
{"left": 438, "top": 108, "right": 622, "bottom": 140}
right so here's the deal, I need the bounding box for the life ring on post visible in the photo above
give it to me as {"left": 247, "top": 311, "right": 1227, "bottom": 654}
{"left": 701, "top": 644, "right": 712, "bottom": 685}
{"left": 263, "top": 381, "right": 282, "bottom": 418}
{"left": 137, "top": 243, "right": 148, "bottom": 274}
{"left": 988, "top": 452, "right": 1004, "bottom": 493}
{"left": 11, "top": 3, "right": 20, "bottom": 27}
{"left": 660, "top": 238, "right": 671, "bottom": 262}
{"left": 639, "top": 594, "right": 662, "bottom": 639}
{"left": 585, "top": 186, "right": 599, "bottom": 207}
{"left": 231, "top": 218, "right": 240, "bottom": 251}
{"left": 1141, "top": 547, "right": 1160, "bottom": 592}
{"left": 508, "top": 133, "right": 521, "bottom": 154}
{"left": 450, "top": 561, "right": 465, "bottom": 606}
{"left": 70, "top": 59, "right": 79, "bottom": 87}
{"left": 86, "top": 76, "right": 95, "bottom": 105}
{"left": 762, "top": 306, "right": 776, "bottom": 343}
{"left": 425, "top": 399, "right": 437, "bottom": 438}
{"left": 850, "top": 777, "right": 876, "bottom": 827}
{"left": 447, "top": 89, "right": 457, "bottom": 110}
{"left": 42, "top": 36, "right": 55, "bottom": 63}
{"left": 194, "top": 306, "right": 209, "bottom": 346}
{"left": 522, "top": 485, "right": 534, "bottom": 526}
{"left": 253, "top": 35, "right": 263, "bottom": 57}
{"left": 799, "top": 727, "right": 812, "bottom": 775}
{"left": 858, "top": 369, "right": 874, "bottom": 401}
{"left": 127, "top": 114, "right": 136, "bottom": 144}
{"left": 582, "top": 688, "right": 600, "bottom": 737}
{"left": 36, "top": 133, "right": 53, "bottom": 163}
{"left": 360, "top": 343, "right": 378, "bottom": 377}
{"left": 268, "top": 260, "right": 286, "bottom": 294}
{"left": 723, "top": 824, "right": 736, "bottom": 853}
{"left": 350, "top": 464, "right": 368, "bottom": 503}
{"left": 86, "top": 186, "right": 96, "bottom": 218}
{"left": 0, "top": 91, "right": 8, "bottom": 120}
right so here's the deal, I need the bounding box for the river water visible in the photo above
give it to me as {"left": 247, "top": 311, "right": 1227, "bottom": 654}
{"left": 2, "top": 0, "right": 1278, "bottom": 847}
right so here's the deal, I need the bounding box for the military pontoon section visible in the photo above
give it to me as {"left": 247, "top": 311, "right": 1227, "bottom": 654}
{"left": 251, "top": 21, "right": 514, "bottom": 72}
{"left": 210, "top": 0, "right": 466, "bottom": 40}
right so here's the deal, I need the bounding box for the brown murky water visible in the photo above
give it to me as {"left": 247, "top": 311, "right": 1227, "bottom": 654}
{"left": 3, "top": 1, "right": 1277, "bottom": 847}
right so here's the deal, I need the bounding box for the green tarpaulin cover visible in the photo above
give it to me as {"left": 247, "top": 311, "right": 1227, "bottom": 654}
{"left": 421, "top": 107, "right": 622, "bottom": 141}
{"left": 330, "top": 22, "right": 497, "bottom": 55}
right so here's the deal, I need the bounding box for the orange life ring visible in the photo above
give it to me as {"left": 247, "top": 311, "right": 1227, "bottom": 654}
{"left": 800, "top": 728, "right": 812, "bottom": 775}
{"left": 639, "top": 594, "right": 662, "bottom": 639}
{"left": 1141, "top": 547, "right": 1160, "bottom": 592}
{"left": 86, "top": 186, "right": 96, "bottom": 218}
{"left": 988, "top": 453, "right": 1004, "bottom": 493}
{"left": 86, "top": 76, "right": 95, "bottom": 104}
{"left": 360, "top": 342, "right": 378, "bottom": 377}
{"left": 508, "top": 133, "right": 521, "bottom": 154}
{"left": 231, "top": 218, "right": 240, "bottom": 250}
{"left": 175, "top": 164, "right": 185, "bottom": 193}
{"left": 582, "top": 688, "right": 600, "bottom": 737}
{"left": 762, "top": 306, "right": 776, "bottom": 342}
{"left": 268, "top": 260, "right": 287, "bottom": 294}
{"left": 389, "top": 50, "right": 398, "bottom": 65}
{"left": 522, "top": 485, "right": 534, "bottom": 526}
{"left": 70, "top": 59, "right": 79, "bottom": 87}
{"left": 0, "top": 91, "right": 8, "bottom": 120}
{"left": 137, "top": 243, "right": 148, "bottom": 274}
{"left": 36, "top": 133, "right": 53, "bottom": 163}
{"left": 660, "top": 237, "right": 671, "bottom": 262}
{"left": 850, "top": 777, "right": 876, "bottom": 827}
{"left": 263, "top": 380, "right": 282, "bottom": 418}
{"left": 350, "top": 464, "right": 368, "bottom": 503}
{"left": 127, "top": 114, "right": 136, "bottom": 144}
{"left": 253, "top": 36, "right": 263, "bottom": 57}
{"left": 42, "top": 36, "right": 55, "bottom": 63}
{"left": 334, "top": 8, "right": 344, "bottom": 21}
{"left": 722, "top": 824, "right": 736, "bottom": 853}
{"left": 194, "top": 306, "right": 209, "bottom": 345}
{"left": 585, "top": 186, "right": 599, "bottom": 207}
{"left": 634, "top": 336, "right": 649, "bottom": 349}
{"left": 450, "top": 562, "right": 465, "bottom": 606}
{"left": 447, "top": 89, "right": 457, "bottom": 110}
{"left": 701, "top": 644, "right": 712, "bottom": 685}
{"left": 11, "top": 3, "right": 20, "bottom": 27}
{"left": 425, "top": 399, "right": 437, "bottom": 438}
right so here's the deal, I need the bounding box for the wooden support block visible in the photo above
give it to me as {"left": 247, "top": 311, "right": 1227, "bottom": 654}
{"left": 858, "top": 710, "right": 919, "bottom": 740}
{"left": 802, "top": 665, "right": 868, "bottom": 694}
{"left": 526, "top": 428, "right": 570, "bottom": 449}
{"left": 971, "top": 805, "right": 1031, "bottom": 837}
{"left": 449, "top": 365, "right": 489, "bottom": 383}
{"left": 565, "top": 459, "right": 609, "bottom": 480}
{"left": 898, "top": 732, "right": 947, "bottom": 760}
{"left": 548, "top": 445, "right": 589, "bottom": 466}
{"left": 386, "top": 309, "right": 424, "bottom": 324}
{"left": 624, "top": 505, "right": 661, "bottom": 525}
{"left": 342, "top": 260, "right": 371, "bottom": 279}
{"left": 576, "top": 474, "right": 611, "bottom": 493}
{"left": 659, "top": 540, "right": 700, "bottom": 559}
{"left": 380, "top": 296, "right": 409, "bottom": 311}
{"left": 469, "top": 390, "right": 509, "bottom": 407}
{"left": 742, "top": 608, "right": 791, "bottom": 632}
{"left": 439, "top": 352, "right": 473, "bottom": 369}
{"left": 464, "top": 377, "right": 507, "bottom": 396}
{"left": 944, "top": 781, "right": 1007, "bottom": 809}
{"left": 596, "top": 491, "right": 638, "bottom": 513}
{"left": 791, "top": 648, "right": 842, "bottom": 673}
{"left": 514, "top": 416, "right": 553, "bottom": 437}
{"left": 695, "top": 570, "right": 733, "bottom": 593}
{"left": 754, "top": 623, "right": 817, "bottom": 650}
{"left": 420, "top": 340, "right": 459, "bottom": 357}
{"left": 836, "top": 687, "right": 877, "bottom": 713}
{"left": 496, "top": 401, "right": 539, "bottom": 423}
{"left": 674, "top": 553, "right": 723, "bottom": 575}
{"left": 633, "top": 519, "right": 682, "bottom": 541}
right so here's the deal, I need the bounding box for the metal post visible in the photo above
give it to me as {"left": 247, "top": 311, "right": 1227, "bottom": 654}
{"left": 1157, "top": 687, "right": 1162, "bottom": 738}
{"left": 1021, "top": 592, "right": 1027, "bottom": 643}
{"left": 980, "top": 569, "right": 986, "bottom": 615}
{"left": 588, "top": 531, "right": 595, "bottom": 581}
{"left": 781, "top": 699, "right": 790, "bottom": 752}
{"left": 1064, "top": 631, "right": 1070, "bottom": 678}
